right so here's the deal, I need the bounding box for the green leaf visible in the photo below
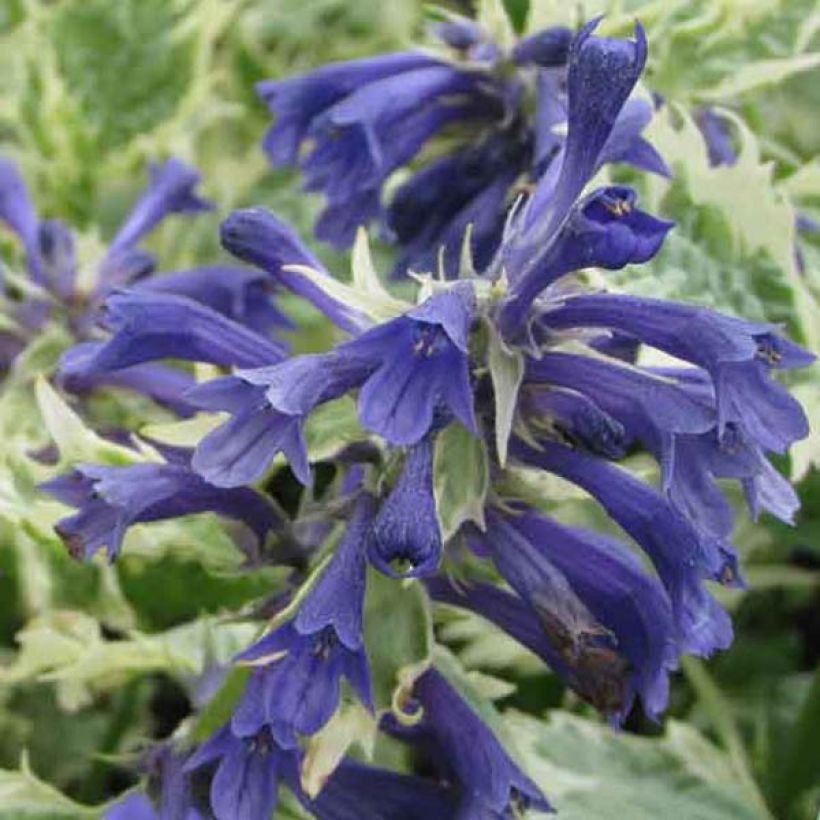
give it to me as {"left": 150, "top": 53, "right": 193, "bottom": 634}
{"left": 350, "top": 227, "right": 402, "bottom": 309}
{"left": 301, "top": 701, "right": 377, "bottom": 798}
{"left": 284, "top": 262, "right": 409, "bottom": 325}
{"left": 191, "top": 666, "right": 251, "bottom": 744}
{"left": 363, "top": 571, "right": 433, "bottom": 712}
{"left": 2, "top": 611, "right": 256, "bottom": 711}
{"left": 486, "top": 319, "right": 524, "bottom": 467}
{"left": 766, "top": 665, "right": 820, "bottom": 819}
{"left": 507, "top": 711, "right": 770, "bottom": 819}
{"left": 501, "top": 0, "right": 529, "bottom": 34}
{"left": 51, "top": 0, "right": 194, "bottom": 150}
{"left": 34, "top": 376, "right": 147, "bottom": 468}
{"left": 305, "top": 397, "right": 369, "bottom": 463}
{"left": 0, "top": 752, "right": 104, "bottom": 818}
{"left": 434, "top": 421, "right": 489, "bottom": 540}
{"left": 696, "top": 53, "right": 820, "bottom": 101}
{"left": 681, "top": 657, "right": 772, "bottom": 817}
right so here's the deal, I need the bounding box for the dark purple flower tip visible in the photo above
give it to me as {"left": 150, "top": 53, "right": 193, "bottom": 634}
{"left": 136, "top": 265, "right": 292, "bottom": 336}
{"left": 36, "top": 220, "right": 77, "bottom": 299}
{"left": 295, "top": 494, "right": 376, "bottom": 650}
{"left": 61, "top": 290, "right": 285, "bottom": 378}
{"left": 41, "top": 462, "right": 280, "bottom": 562}
{"left": 524, "top": 20, "right": 647, "bottom": 235}
{"left": 220, "top": 207, "right": 366, "bottom": 334}
{"left": 513, "top": 26, "right": 573, "bottom": 66}
{"left": 414, "top": 667, "right": 552, "bottom": 815}
{"left": 108, "top": 158, "right": 212, "bottom": 255}
{"left": 232, "top": 622, "right": 372, "bottom": 747}
{"left": 185, "top": 725, "right": 297, "bottom": 820}
{"left": 368, "top": 437, "right": 442, "bottom": 578}
{"left": 500, "top": 186, "right": 673, "bottom": 331}
{"left": 431, "top": 16, "right": 487, "bottom": 51}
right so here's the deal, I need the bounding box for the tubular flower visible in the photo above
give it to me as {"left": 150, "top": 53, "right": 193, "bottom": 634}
{"left": 231, "top": 496, "right": 375, "bottom": 748}
{"left": 408, "top": 667, "right": 552, "bottom": 816}
{"left": 42, "top": 461, "right": 281, "bottom": 562}
{"left": 258, "top": 18, "right": 667, "bottom": 274}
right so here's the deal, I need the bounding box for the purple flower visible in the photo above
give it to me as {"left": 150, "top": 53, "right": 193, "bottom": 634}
{"left": 231, "top": 622, "right": 371, "bottom": 749}
{"left": 412, "top": 667, "right": 551, "bottom": 816}
{"left": 59, "top": 290, "right": 286, "bottom": 381}
{"left": 220, "top": 207, "right": 367, "bottom": 334}
{"left": 231, "top": 495, "right": 374, "bottom": 747}
{"left": 106, "top": 159, "right": 212, "bottom": 257}
{"left": 190, "top": 287, "right": 476, "bottom": 487}
{"left": 258, "top": 21, "right": 665, "bottom": 276}
{"left": 136, "top": 265, "right": 292, "bottom": 336}
{"left": 259, "top": 53, "right": 440, "bottom": 166}
{"left": 184, "top": 725, "right": 299, "bottom": 820}
{"left": 351, "top": 286, "right": 477, "bottom": 444}
{"left": 259, "top": 49, "right": 500, "bottom": 252}
{"left": 696, "top": 107, "right": 737, "bottom": 167}
{"left": 499, "top": 186, "right": 673, "bottom": 332}
{"left": 368, "top": 436, "right": 442, "bottom": 578}
{"left": 104, "top": 793, "right": 157, "bottom": 820}
{"left": 189, "top": 348, "right": 373, "bottom": 487}
{"left": 512, "top": 438, "right": 735, "bottom": 657}
{"left": 513, "top": 26, "right": 573, "bottom": 66}
{"left": 0, "top": 157, "right": 43, "bottom": 282}
{"left": 59, "top": 344, "right": 199, "bottom": 417}
{"left": 41, "top": 462, "right": 280, "bottom": 561}
{"left": 523, "top": 21, "right": 648, "bottom": 234}
{"left": 480, "top": 508, "right": 678, "bottom": 720}
{"left": 526, "top": 350, "right": 802, "bottom": 537}
{"left": 538, "top": 294, "right": 814, "bottom": 452}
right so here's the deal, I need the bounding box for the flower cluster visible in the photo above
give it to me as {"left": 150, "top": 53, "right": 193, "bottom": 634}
{"left": 258, "top": 13, "right": 669, "bottom": 276}
{"left": 0, "top": 156, "right": 290, "bottom": 411}
{"left": 36, "top": 19, "right": 811, "bottom": 820}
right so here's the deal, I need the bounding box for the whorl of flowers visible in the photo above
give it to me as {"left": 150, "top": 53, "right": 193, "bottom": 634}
{"left": 257, "top": 13, "right": 669, "bottom": 276}
{"left": 37, "top": 20, "right": 812, "bottom": 820}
